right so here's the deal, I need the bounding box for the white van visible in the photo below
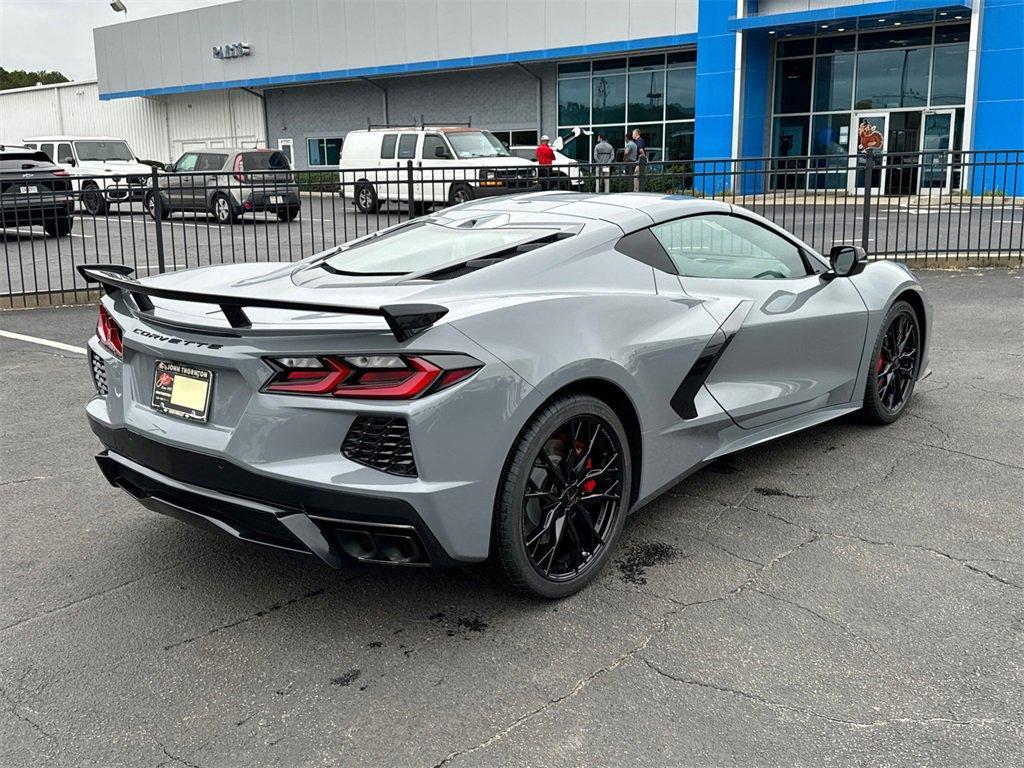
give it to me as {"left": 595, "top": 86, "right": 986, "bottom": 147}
{"left": 22, "top": 136, "right": 153, "bottom": 215}
{"left": 339, "top": 127, "right": 537, "bottom": 213}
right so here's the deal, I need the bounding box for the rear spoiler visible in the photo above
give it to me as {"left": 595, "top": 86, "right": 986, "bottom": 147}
{"left": 75, "top": 264, "right": 447, "bottom": 342}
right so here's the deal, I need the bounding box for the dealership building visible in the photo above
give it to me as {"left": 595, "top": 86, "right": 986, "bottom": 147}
{"left": 86, "top": 0, "right": 1023, "bottom": 193}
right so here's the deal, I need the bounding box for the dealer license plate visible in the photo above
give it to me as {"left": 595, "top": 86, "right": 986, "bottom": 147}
{"left": 152, "top": 361, "right": 213, "bottom": 422}
{"left": 19, "top": 185, "right": 39, "bottom": 194}
{"left": 269, "top": 195, "right": 284, "bottom": 204}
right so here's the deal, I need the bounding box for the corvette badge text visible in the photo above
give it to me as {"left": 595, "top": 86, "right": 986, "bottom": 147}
{"left": 133, "top": 328, "right": 223, "bottom": 350}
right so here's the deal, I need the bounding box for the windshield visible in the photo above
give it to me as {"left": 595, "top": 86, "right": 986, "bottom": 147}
{"left": 73, "top": 141, "right": 135, "bottom": 162}
{"left": 445, "top": 131, "right": 511, "bottom": 159}
{"left": 322, "top": 221, "right": 549, "bottom": 275}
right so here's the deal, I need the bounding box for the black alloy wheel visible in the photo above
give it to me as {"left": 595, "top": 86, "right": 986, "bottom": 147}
{"left": 863, "top": 300, "right": 921, "bottom": 423}
{"left": 494, "top": 395, "right": 631, "bottom": 598}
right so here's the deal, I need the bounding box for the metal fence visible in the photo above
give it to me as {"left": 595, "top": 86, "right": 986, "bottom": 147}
{"left": 2, "top": 149, "right": 1021, "bottom": 307}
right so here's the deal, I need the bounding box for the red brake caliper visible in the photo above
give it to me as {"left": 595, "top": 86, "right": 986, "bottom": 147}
{"left": 575, "top": 440, "right": 597, "bottom": 494}
{"left": 876, "top": 353, "right": 885, "bottom": 374}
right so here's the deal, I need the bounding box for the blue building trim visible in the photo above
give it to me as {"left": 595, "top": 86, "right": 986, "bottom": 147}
{"left": 98, "top": 31, "right": 698, "bottom": 101}
{"left": 728, "top": 0, "right": 972, "bottom": 31}
{"left": 694, "top": 0, "right": 738, "bottom": 176}
{"left": 971, "top": 0, "right": 1024, "bottom": 194}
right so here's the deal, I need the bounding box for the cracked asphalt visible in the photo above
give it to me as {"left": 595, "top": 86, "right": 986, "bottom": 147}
{"left": 1, "top": 268, "right": 1022, "bottom": 768}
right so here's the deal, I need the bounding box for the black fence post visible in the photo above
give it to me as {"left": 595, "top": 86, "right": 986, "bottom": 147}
{"left": 150, "top": 167, "right": 167, "bottom": 274}
{"left": 638, "top": 156, "right": 646, "bottom": 192}
{"left": 861, "top": 150, "right": 874, "bottom": 251}
{"left": 406, "top": 160, "right": 415, "bottom": 217}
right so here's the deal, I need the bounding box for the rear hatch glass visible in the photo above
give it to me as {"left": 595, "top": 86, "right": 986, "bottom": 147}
{"left": 320, "top": 221, "right": 554, "bottom": 276}
{"left": 240, "top": 151, "right": 291, "bottom": 171}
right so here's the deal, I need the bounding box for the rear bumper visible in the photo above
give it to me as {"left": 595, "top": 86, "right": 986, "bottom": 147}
{"left": 1, "top": 198, "right": 74, "bottom": 224}
{"left": 243, "top": 190, "right": 301, "bottom": 211}
{"left": 89, "top": 418, "right": 457, "bottom": 568}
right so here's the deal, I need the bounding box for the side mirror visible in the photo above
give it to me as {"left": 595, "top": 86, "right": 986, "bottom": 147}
{"left": 64, "top": 158, "right": 76, "bottom": 167}
{"left": 164, "top": 162, "right": 175, "bottom": 173}
{"left": 825, "top": 245, "right": 867, "bottom": 279}
{"left": 434, "top": 146, "right": 451, "bottom": 159}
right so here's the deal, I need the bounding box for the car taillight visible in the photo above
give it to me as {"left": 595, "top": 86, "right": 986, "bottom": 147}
{"left": 233, "top": 154, "right": 245, "bottom": 184}
{"left": 52, "top": 169, "right": 69, "bottom": 177}
{"left": 263, "top": 354, "right": 481, "bottom": 399}
{"left": 97, "top": 305, "right": 123, "bottom": 358}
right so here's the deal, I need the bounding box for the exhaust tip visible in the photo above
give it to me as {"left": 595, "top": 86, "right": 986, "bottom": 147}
{"left": 333, "top": 526, "right": 429, "bottom": 565}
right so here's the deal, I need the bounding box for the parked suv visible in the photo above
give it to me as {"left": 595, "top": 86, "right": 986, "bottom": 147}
{"left": 146, "top": 148, "right": 300, "bottom": 225}
{"left": 339, "top": 127, "right": 537, "bottom": 213}
{"left": 22, "top": 136, "right": 151, "bottom": 215}
{"left": 0, "top": 144, "right": 75, "bottom": 237}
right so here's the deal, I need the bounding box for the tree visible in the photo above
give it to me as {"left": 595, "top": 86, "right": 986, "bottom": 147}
{"left": 0, "top": 67, "right": 70, "bottom": 91}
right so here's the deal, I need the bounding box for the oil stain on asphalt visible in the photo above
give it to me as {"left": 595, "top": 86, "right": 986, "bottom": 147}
{"left": 615, "top": 542, "right": 679, "bottom": 585}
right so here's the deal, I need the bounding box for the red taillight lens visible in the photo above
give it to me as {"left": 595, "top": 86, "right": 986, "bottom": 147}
{"left": 263, "top": 355, "right": 481, "bottom": 399}
{"left": 52, "top": 169, "right": 70, "bottom": 177}
{"left": 233, "top": 154, "right": 245, "bottom": 183}
{"left": 97, "top": 305, "right": 123, "bottom": 357}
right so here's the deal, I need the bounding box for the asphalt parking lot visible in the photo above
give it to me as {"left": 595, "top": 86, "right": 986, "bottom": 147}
{"left": 1, "top": 269, "right": 1022, "bottom": 767}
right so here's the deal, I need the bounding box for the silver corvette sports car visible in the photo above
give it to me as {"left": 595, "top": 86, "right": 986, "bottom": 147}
{"left": 80, "top": 192, "right": 930, "bottom": 598}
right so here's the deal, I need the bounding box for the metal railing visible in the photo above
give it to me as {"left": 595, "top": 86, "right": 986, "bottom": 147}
{"left": 2, "top": 150, "right": 1021, "bottom": 307}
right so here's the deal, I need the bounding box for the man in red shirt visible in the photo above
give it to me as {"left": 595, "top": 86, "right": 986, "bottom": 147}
{"left": 536, "top": 135, "right": 555, "bottom": 189}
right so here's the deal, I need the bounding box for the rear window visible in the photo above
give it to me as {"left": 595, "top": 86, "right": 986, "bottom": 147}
{"left": 0, "top": 150, "right": 51, "bottom": 165}
{"left": 239, "top": 151, "right": 290, "bottom": 170}
{"left": 322, "top": 221, "right": 553, "bottom": 276}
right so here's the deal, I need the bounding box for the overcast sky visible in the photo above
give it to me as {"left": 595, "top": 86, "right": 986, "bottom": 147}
{"left": 1, "top": 0, "right": 220, "bottom": 80}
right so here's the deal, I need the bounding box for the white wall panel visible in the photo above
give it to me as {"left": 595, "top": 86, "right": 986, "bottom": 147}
{"left": 95, "top": 0, "right": 706, "bottom": 96}
{"left": 404, "top": 0, "right": 439, "bottom": 63}
{"left": 0, "top": 81, "right": 264, "bottom": 163}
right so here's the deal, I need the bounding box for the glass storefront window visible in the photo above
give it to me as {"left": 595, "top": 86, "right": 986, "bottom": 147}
{"left": 555, "top": 48, "right": 695, "bottom": 166}
{"left": 810, "top": 114, "right": 851, "bottom": 189}
{"left": 859, "top": 27, "right": 932, "bottom": 50}
{"left": 777, "top": 38, "right": 814, "bottom": 58}
{"left": 592, "top": 126, "right": 626, "bottom": 160}
{"left": 307, "top": 137, "right": 343, "bottom": 166}
{"left": 665, "top": 123, "right": 695, "bottom": 163}
{"left": 931, "top": 44, "right": 968, "bottom": 106}
{"left": 666, "top": 66, "right": 696, "bottom": 120}
{"left": 628, "top": 70, "right": 664, "bottom": 122}
{"left": 592, "top": 74, "right": 626, "bottom": 123}
{"left": 774, "top": 58, "right": 813, "bottom": 114}
{"left": 772, "top": 116, "right": 809, "bottom": 157}
{"left": 817, "top": 35, "right": 856, "bottom": 54}
{"left": 813, "top": 53, "right": 854, "bottom": 112}
{"left": 630, "top": 124, "right": 664, "bottom": 162}
{"left": 558, "top": 77, "right": 590, "bottom": 125}
{"left": 855, "top": 47, "right": 930, "bottom": 109}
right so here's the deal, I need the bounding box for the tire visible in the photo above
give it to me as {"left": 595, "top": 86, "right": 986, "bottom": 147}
{"left": 145, "top": 191, "right": 170, "bottom": 221}
{"left": 81, "top": 182, "right": 107, "bottom": 216}
{"left": 861, "top": 300, "right": 921, "bottom": 424}
{"left": 354, "top": 183, "right": 380, "bottom": 214}
{"left": 492, "top": 394, "right": 632, "bottom": 599}
{"left": 43, "top": 215, "right": 73, "bottom": 237}
{"left": 276, "top": 207, "right": 300, "bottom": 222}
{"left": 448, "top": 183, "right": 474, "bottom": 206}
{"left": 212, "top": 194, "right": 238, "bottom": 225}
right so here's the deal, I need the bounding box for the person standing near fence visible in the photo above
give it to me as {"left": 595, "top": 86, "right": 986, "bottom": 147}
{"left": 623, "top": 134, "right": 639, "bottom": 192}
{"left": 593, "top": 134, "right": 614, "bottom": 193}
{"left": 631, "top": 129, "right": 647, "bottom": 192}
{"left": 536, "top": 134, "right": 555, "bottom": 190}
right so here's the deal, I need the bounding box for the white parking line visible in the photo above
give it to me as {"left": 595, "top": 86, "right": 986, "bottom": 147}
{"left": 8, "top": 227, "right": 93, "bottom": 239}
{"left": 0, "top": 330, "right": 87, "bottom": 355}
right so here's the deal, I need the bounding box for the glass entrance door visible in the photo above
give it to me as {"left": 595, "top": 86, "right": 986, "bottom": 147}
{"left": 920, "top": 110, "right": 956, "bottom": 192}
{"left": 852, "top": 114, "right": 887, "bottom": 194}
